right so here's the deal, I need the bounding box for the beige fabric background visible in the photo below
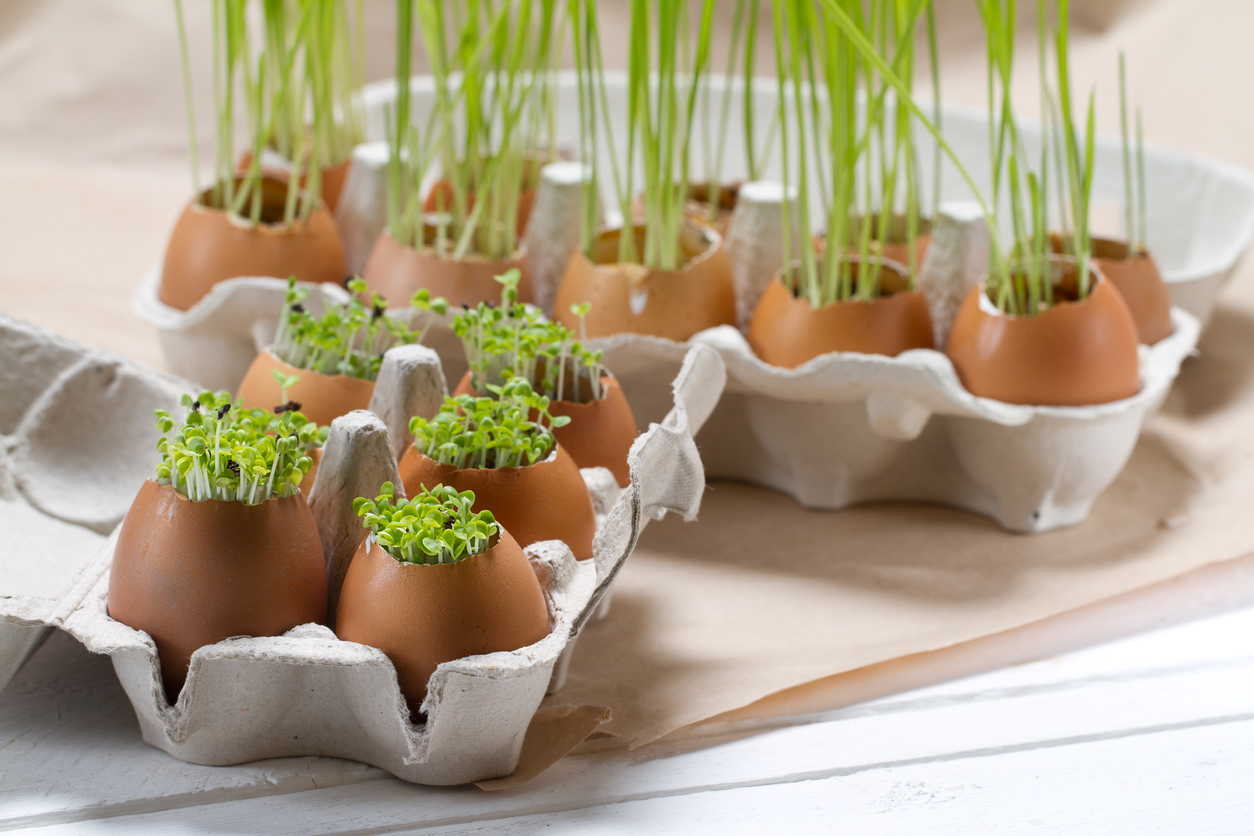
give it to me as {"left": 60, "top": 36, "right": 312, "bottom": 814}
{"left": 5, "top": 0, "right": 1254, "bottom": 757}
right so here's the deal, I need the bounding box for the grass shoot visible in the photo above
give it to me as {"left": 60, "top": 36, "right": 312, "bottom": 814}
{"left": 386, "top": 0, "right": 562, "bottom": 263}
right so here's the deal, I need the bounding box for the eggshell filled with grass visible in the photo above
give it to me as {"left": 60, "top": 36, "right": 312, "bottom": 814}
{"left": 159, "top": 177, "right": 347, "bottom": 311}
{"left": 554, "top": 221, "right": 736, "bottom": 341}
{"left": 361, "top": 231, "right": 535, "bottom": 309}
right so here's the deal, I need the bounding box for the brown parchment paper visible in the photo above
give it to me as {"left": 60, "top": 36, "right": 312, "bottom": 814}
{"left": 5, "top": 0, "right": 1254, "bottom": 772}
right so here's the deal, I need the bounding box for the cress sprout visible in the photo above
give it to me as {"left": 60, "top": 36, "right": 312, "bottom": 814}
{"left": 271, "top": 277, "right": 448, "bottom": 381}
{"left": 353, "top": 482, "right": 500, "bottom": 565}
{"left": 408, "top": 377, "right": 571, "bottom": 470}
{"left": 154, "top": 392, "right": 328, "bottom": 504}
{"left": 452, "top": 270, "right": 607, "bottom": 404}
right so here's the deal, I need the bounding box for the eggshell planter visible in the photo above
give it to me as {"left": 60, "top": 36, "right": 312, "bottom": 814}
{"left": 748, "top": 260, "right": 935, "bottom": 368}
{"left": 0, "top": 311, "right": 727, "bottom": 784}
{"left": 553, "top": 221, "right": 737, "bottom": 341}
{"left": 453, "top": 372, "right": 639, "bottom": 487}
{"left": 947, "top": 264, "right": 1142, "bottom": 406}
{"left": 236, "top": 348, "right": 376, "bottom": 426}
{"left": 361, "top": 230, "right": 535, "bottom": 309}
{"left": 424, "top": 179, "right": 537, "bottom": 239}
{"left": 1089, "top": 238, "right": 1175, "bottom": 345}
{"left": 159, "top": 177, "right": 348, "bottom": 312}
{"left": 107, "top": 481, "right": 328, "bottom": 701}
{"left": 591, "top": 201, "right": 1200, "bottom": 533}
{"left": 336, "top": 528, "right": 551, "bottom": 713}
{"left": 398, "top": 445, "right": 597, "bottom": 561}
{"left": 237, "top": 151, "right": 353, "bottom": 212}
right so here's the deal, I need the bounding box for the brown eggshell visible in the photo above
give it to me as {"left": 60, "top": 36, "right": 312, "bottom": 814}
{"left": 815, "top": 216, "right": 932, "bottom": 273}
{"left": 335, "top": 527, "right": 550, "bottom": 712}
{"left": 946, "top": 266, "right": 1141, "bottom": 406}
{"left": 319, "top": 158, "right": 351, "bottom": 214}
{"left": 107, "top": 481, "right": 327, "bottom": 702}
{"left": 236, "top": 154, "right": 351, "bottom": 213}
{"left": 398, "top": 444, "right": 596, "bottom": 560}
{"left": 748, "top": 262, "right": 935, "bottom": 368}
{"left": 1045, "top": 234, "right": 1174, "bottom": 345}
{"left": 553, "top": 221, "right": 737, "bottom": 341}
{"left": 159, "top": 177, "right": 348, "bottom": 312}
{"left": 453, "top": 372, "right": 638, "bottom": 487}
{"left": 1090, "top": 239, "right": 1174, "bottom": 345}
{"left": 236, "top": 349, "right": 375, "bottom": 428}
{"left": 361, "top": 231, "right": 535, "bottom": 309}
{"left": 423, "top": 180, "right": 537, "bottom": 238}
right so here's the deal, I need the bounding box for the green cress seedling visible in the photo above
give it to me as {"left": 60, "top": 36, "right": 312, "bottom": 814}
{"left": 154, "top": 392, "right": 328, "bottom": 504}
{"left": 452, "top": 270, "right": 607, "bottom": 404}
{"left": 353, "top": 482, "right": 500, "bottom": 565}
{"left": 408, "top": 377, "right": 571, "bottom": 470}
{"left": 271, "top": 277, "right": 448, "bottom": 381}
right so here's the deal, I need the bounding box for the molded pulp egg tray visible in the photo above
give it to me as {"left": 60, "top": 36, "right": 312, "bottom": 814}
{"left": 0, "top": 312, "right": 727, "bottom": 785}
{"left": 132, "top": 75, "right": 1250, "bottom": 532}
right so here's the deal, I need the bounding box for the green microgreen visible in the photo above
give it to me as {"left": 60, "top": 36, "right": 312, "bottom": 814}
{"left": 271, "top": 277, "right": 448, "bottom": 381}
{"left": 452, "top": 270, "right": 607, "bottom": 404}
{"left": 407, "top": 376, "right": 571, "bottom": 470}
{"left": 353, "top": 481, "right": 500, "bottom": 565}
{"left": 154, "top": 391, "right": 328, "bottom": 504}
{"left": 386, "top": 0, "right": 562, "bottom": 263}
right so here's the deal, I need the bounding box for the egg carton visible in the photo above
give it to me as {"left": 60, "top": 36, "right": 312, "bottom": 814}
{"left": 0, "top": 311, "right": 727, "bottom": 784}
{"left": 588, "top": 198, "right": 1201, "bottom": 534}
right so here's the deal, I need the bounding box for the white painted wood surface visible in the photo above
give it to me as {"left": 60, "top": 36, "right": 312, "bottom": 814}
{"left": 3, "top": 571, "right": 1254, "bottom": 835}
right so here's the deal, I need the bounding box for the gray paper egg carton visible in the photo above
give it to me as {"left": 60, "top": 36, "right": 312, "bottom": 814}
{"left": 590, "top": 199, "right": 1201, "bottom": 534}
{"left": 0, "top": 312, "right": 727, "bottom": 784}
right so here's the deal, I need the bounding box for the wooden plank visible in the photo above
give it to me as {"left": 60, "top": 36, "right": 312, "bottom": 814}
{"left": 408, "top": 718, "right": 1254, "bottom": 836}
{"left": 19, "top": 705, "right": 1254, "bottom": 834}
{"left": 4, "top": 600, "right": 1252, "bottom": 831}
{"left": 0, "top": 631, "right": 388, "bottom": 830}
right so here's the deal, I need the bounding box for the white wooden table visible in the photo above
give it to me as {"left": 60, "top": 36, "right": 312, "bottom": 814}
{"left": 4, "top": 559, "right": 1254, "bottom": 835}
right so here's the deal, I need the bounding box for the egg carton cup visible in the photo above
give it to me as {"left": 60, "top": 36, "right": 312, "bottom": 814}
{"left": 0, "top": 311, "right": 727, "bottom": 784}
